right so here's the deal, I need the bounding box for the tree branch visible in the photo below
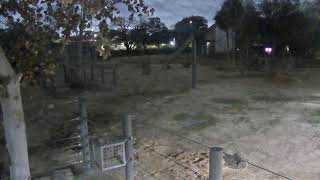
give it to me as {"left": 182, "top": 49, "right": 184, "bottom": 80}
{"left": 0, "top": 18, "right": 6, "bottom": 27}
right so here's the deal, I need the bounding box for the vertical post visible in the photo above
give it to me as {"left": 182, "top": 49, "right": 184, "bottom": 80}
{"left": 64, "top": 50, "right": 70, "bottom": 83}
{"left": 192, "top": 36, "right": 197, "bottom": 89}
{"left": 123, "top": 115, "right": 134, "bottom": 180}
{"left": 113, "top": 65, "right": 117, "bottom": 88}
{"left": 79, "top": 96, "right": 91, "bottom": 174}
{"left": 209, "top": 147, "right": 223, "bottom": 180}
{"left": 83, "top": 69, "right": 87, "bottom": 85}
{"left": 91, "top": 64, "right": 94, "bottom": 81}
{"left": 101, "top": 67, "right": 105, "bottom": 83}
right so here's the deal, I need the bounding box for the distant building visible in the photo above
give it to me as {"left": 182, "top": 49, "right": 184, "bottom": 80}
{"left": 202, "top": 24, "right": 235, "bottom": 55}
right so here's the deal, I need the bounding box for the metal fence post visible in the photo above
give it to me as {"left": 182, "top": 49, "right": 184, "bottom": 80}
{"left": 79, "top": 96, "right": 91, "bottom": 174}
{"left": 123, "top": 115, "right": 134, "bottom": 180}
{"left": 192, "top": 36, "right": 197, "bottom": 89}
{"left": 209, "top": 147, "right": 223, "bottom": 180}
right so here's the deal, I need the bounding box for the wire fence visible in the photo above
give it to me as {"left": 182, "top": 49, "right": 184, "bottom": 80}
{"left": 133, "top": 121, "right": 293, "bottom": 180}
{"left": 0, "top": 98, "right": 88, "bottom": 180}
{"left": 1, "top": 98, "right": 294, "bottom": 180}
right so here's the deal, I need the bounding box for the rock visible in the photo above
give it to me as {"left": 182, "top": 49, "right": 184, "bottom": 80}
{"left": 223, "top": 152, "right": 247, "bottom": 169}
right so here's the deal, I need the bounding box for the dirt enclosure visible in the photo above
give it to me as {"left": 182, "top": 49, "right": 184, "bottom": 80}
{"left": 2, "top": 56, "right": 320, "bottom": 180}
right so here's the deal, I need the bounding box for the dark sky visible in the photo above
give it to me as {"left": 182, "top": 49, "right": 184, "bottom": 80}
{"left": 145, "top": 0, "right": 224, "bottom": 28}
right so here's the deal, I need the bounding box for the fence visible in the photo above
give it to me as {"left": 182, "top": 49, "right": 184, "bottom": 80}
{"left": 95, "top": 115, "right": 294, "bottom": 180}
{"left": 0, "top": 102, "right": 294, "bottom": 180}
{"left": 136, "top": 121, "right": 293, "bottom": 180}
{"left": 62, "top": 64, "right": 118, "bottom": 88}
{"left": 0, "top": 97, "right": 93, "bottom": 180}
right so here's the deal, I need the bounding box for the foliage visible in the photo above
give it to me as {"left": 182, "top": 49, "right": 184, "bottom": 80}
{"left": 111, "top": 17, "right": 137, "bottom": 54}
{"left": 0, "top": 0, "right": 154, "bottom": 82}
{"left": 258, "top": 0, "right": 319, "bottom": 57}
{"left": 237, "top": 2, "right": 260, "bottom": 48}
{"left": 214, "top": 0, "right": 245, "bottom": 32}
{"left": 131, "top": 17, "right": 170, "bottom": 51}
{"left": 215, "top": 0, "right": 320, "bottom": 57}
{"left": 148, "top": 26, "right": 173, "bottom": 47}
{"left": 174, "top": 16, "right": 208, "bottom": 46}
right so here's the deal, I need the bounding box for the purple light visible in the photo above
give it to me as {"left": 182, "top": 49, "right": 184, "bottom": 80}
{"left": 264, "top": 47, "right": 272, "bottom": 55}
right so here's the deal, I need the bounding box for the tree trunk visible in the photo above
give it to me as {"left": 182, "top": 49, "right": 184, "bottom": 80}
{"left": 142, "top": 43, "right": 147, "bottom": 54}
{"left": 0, "top": 47, "right": 31, "bottom": 180}
{"left": 124, "top": 42, "right": 131, "bottom": 55}
{"left": 226, "top": 30, "right": 230, "bottom": 52}
{"left": 226, "top": 30, "right": 231, "bottom": 64}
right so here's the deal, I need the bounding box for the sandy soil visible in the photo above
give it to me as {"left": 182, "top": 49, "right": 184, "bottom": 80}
{"left": 2, "top": 57, "right": 320, "bottom": 180}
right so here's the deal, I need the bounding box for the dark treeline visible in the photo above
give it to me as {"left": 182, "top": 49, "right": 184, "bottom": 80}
{"left": 215, "top": 0, "right": 320, "bottom": 58}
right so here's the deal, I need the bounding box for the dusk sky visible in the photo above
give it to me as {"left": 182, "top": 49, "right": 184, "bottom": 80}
{"left": 0, "top": 0, "right": 225, "bottom": 29}
{"left": 144, "top": 0, "right": 224, "bottom": 28}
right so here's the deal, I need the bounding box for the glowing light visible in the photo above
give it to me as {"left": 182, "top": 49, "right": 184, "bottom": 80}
{"left": 190, "top": 20, "right": 193, "bottom": 24}
{"left": 170, "top": 38, "right": 176, "bottom": 46}
{"left": 264, "top": 47, "right": 272, "bottom": 55}
{"left": 285, "top": 46, "right": 290, "bottom": 52}
{"left": 101, "top": 45, "right": 105, "bottom": 50}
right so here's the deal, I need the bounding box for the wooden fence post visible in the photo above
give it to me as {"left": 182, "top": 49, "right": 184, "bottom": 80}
{"left": 79, "top": 96, "right": 91, "bottom": 174}
{"left": 123, "top": 115, "right": 134, "bottom": 180}
{"left": 209, "top": 147, "right": 223, "bottom": 180}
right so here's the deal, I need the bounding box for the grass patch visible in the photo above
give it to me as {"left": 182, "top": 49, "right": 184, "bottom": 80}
{"left": 309, "top": 111, "right": 320, "bottom": 125}
{"left": 172, "top": 112, "right": 219, "bottom": 130}
{"left": 268, "top": 118, "right": 280, "bottom": 127}
{"left": 251, "top": 95, "right": 294, "bottom": 103}
{"left": 173, "top": 112, "right": 190, "bottom": 121}
{"left": 211, "top": 98, "right": 247, "bottom": 109}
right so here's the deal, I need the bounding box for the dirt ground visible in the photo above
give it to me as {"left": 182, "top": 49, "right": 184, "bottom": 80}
{"left": 2, "top": 56, "right": 320, "bottom": 179}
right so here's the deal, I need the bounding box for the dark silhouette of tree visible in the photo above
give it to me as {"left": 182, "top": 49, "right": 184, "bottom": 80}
{"left": 238, "top": 2, "right": 260, "bottom": 48}
{"left": 174, "top": 16, "right": 208, "bottom": 47}
{"left": 259, "top": 0, "right": 318, "bottom": 57}
{"left": 132, "top": 17, "right": 168, "bottom": 52}
{"left": 215, "top": 0, "right": 245, "bottom": 51}
{"left": 113, "top": 17, "right": 137, "bottom": 54}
